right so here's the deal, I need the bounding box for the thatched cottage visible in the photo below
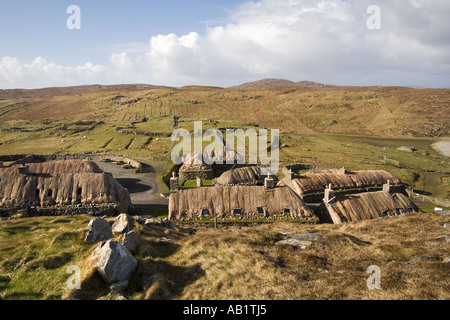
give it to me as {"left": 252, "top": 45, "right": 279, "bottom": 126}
{"left": 214, "top": 166, "right": 278, "bottom": 186}
{"left": 0, "top": 160, "right": 131, "bottom": 215}
{"left": 178, "top": 149, "right": 243, "bottom": 180}
{"left": 316, "top": 184, "right": 420, "bottom": 224}
{"left": 279, "top": 168, "right": 403, "bottom": 198}
{"left": 168, "top": 174, "right": 314, "bottom": 220}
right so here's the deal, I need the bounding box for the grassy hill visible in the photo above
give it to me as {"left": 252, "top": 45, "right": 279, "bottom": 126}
{"left": 0, "top": 213, "right": 448, "bottom": 300}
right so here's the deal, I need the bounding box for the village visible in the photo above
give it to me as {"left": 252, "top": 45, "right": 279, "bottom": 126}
{"left": 0, "top": 140, "right": 421, "bottom": 225}
{"left": 0, "top": 86, "right": 448, "bottom": 301}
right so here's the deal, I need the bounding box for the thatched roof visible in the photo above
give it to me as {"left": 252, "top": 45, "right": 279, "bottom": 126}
{"left": 0, "top": 171, "right": 130, "bottom": 212}
{"left": 319, "top": 191, "right": 420, "bottom": 224}
{"left": 179, "top": 149, "right": 243, "bottom": 172}
{"left": 285, "top": 169, "right": 402, "bottom": 196}
{"left": 169, "top": 185, "right": 314, "bottom": 220}
{"left": 214, "top": 166, "right": 262, "bottom": 186}
{"left": 0, "top": 160, "right": 103, "bottom": 174}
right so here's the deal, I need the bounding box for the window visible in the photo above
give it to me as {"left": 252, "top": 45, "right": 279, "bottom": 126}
{"left": 284, "top": 208, "right": 291, "bottom": 215}
{"left": 396, "top": 209, "right": 401, "bottom": 216}
{"left": 338, "top": 213, "right": 347, "bottom": 222}
{"left": 257, "top": 207, "right": 265, "bottom": 215}
{"left": 233, "top": 208, "right": 242, "bottom": 216}
{"left": 383, "top": 211, "right": 388, "bottom": 217}
{"left": 47, "top": 189, "right": 53, "bottom": 197}
{"left": 201, "top": 209, "right": 210, "bottom": 217}
{"left": 35, "top": 189, "right": 40, "bottom": 201}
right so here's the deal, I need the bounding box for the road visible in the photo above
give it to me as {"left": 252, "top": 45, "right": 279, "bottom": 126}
{"left": 94, "top": 161, "right": 168, "bottom": 206}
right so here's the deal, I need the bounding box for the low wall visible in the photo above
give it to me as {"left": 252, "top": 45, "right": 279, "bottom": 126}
{"left": 0, "top": 203, "right": 122, "bottom": 218}
{"left": 179, "top": 169, "right": 214, "bottom": 180}
{"left": 406, "top": 189, "right": 450, "bottom": 207}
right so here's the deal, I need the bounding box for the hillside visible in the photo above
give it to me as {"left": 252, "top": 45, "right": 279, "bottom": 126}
{"left": 231, "top": 78, "right": 332, "bottom": 89}
{"left": 0, "top": 82, "right": 448, "bottom": 136}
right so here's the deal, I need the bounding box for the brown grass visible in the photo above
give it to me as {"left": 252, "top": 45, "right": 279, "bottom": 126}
{"left": 165, "top": 213, "right": 450, "bottom": 300}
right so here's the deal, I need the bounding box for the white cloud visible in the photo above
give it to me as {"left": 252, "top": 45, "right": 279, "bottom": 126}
{"left": 1, "top": 0, "right": 449, "bottom": 89}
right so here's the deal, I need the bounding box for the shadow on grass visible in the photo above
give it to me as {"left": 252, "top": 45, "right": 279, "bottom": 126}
{"left": 3, "top": 291, "right": 44, "bottom": 300}
{"left": 130, "top": 260, "right": 205, "bottom": 300}
{"left": 413, "top": 189, "right": 432, "bottom": 196}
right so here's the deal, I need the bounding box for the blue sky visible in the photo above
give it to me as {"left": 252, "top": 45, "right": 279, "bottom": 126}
{"left": 0, "top": 0, "right": 449, "bottom": 88}
{"left": 0, "top": 1, "right": 241, "bottom": 65}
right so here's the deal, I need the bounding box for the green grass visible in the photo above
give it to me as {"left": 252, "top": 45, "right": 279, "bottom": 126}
{"left": 0, "top": 216, "right": 94, "bottom": 300}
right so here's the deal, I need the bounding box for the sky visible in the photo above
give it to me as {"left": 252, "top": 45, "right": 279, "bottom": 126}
{"left": 0, "top": 0, "right": 449, "bottom": 89}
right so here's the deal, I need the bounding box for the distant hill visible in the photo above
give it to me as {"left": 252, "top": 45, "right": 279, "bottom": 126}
{"left": 230, "top": 78, "right": 333, "bottom": 89}
{"left": 0, "top": 84, "right": 175, "bottom": 99}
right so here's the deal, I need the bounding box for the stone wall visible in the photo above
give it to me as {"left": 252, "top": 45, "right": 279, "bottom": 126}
{"left": 0, "top": 203, "right": 122, "bottom": 218}
{"left": 179, "top": 169, "right": 214, "bottom": 180}
{"left": 406, "top": 189, "right": 450, "bottom": 207}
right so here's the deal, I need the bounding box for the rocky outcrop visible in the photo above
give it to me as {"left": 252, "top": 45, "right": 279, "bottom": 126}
{"left": 92, "top": 240, "right": 138, "bottom": 284}
{"left": 122, "top": 230, "right": 142, "bottom": 254}
{"left": 275, "top": 231, "right": 326, "bottom": 250}
{"left": 112, "top": 214, "right": 134, "bottom": 234}
{"left": 84, "top": 218, "right": 114, "bottom": 244}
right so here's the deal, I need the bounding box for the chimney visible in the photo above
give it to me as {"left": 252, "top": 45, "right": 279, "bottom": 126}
{"left": 18, "top": 164, "right": 29, "bottom": 175}
{"left": 339, "top": 167, "right": 347, "bottom": 174}
{"left": 196, "top": 177, "right": 203, "bottom": 187}
{"left": 264, "top": 174, "right": 275, "bottom": 190}
{"left": 285, "top": 168, "right": 294, "bottom": 183}
{"left": 383, "top": 180, "right": 393, "bottom": 193}
{"left": 324, "top": 184, "right": 335, "bottom": 204}
{"left": 170, "top": 172, "right": 179, "bottom": 193}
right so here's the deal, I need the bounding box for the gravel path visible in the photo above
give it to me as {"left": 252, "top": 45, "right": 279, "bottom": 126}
{"left": 431, "top": 138, "right": 450, "bottom": 157}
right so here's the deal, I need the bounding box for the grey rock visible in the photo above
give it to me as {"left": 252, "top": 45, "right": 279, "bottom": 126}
{"left": 437, "top": 235, "right": 450, "bottom": 243}
{"left": 92, "top": 240, "right": 138, "bottom": 284}
{"left": 278, "top": 231, "right": 325, "bottom": 242}
{"left": 114, "top": 295, "right": 127, "bottom": 300}
{"left": 444, "top": 223, "right": 450, "bottom": 230}
{"left": 144, "top": 217, "right": 163, "bottom": 227}
{"left": 122, "top": 230, "right": 142, "bottom": 254}
{"left": 160, "top": 237, "right": 175, "bottom": 244}
{"left": 397, "top": 146, "right": 415, "bottom": 152}
{"left": 407, "top": 255, "right": 440, "bottom": 264}
{"left": 162, "top": 217, "right": 174, "bottom": 230}
{"left": 276, "top": 239, "right": 313, "bottom": 249}
{"left": 84, "top": 218, "right": 114, "bottom": 244}
{"left": 112, "top": 214, "right": 134, "bottom": 234}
